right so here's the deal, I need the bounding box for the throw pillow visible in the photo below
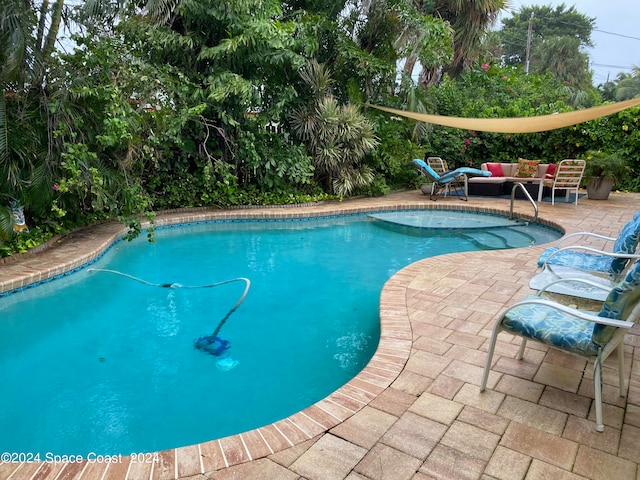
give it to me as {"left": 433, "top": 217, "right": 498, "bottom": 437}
{"left": 545, "top": 163, "right": 557, "bottom": 179}
{"left": 515, "top": 158, "right": 540, "bottom": 178}
{"left": 485, "top": 163, "right": 504, "bottom": 177}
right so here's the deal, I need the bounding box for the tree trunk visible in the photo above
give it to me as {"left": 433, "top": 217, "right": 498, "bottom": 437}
{"left": 33, "top": 0, "right": 64, "bottom": 89}
{"left": 42, "top": 0, "right": 64, "bottom": 61}
{"left": 403, "top": 56, "right": 417, "bottom": 80}
{"left": 36, "top": 0, "right": 50, "bottom": 52}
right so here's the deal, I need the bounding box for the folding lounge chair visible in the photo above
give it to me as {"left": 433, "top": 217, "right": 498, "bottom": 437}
{"left": 413, "top": 159, "right": 491, "bottom": 201}
{"left": 482, "top": 258, "right": 640, "bottom": 432}
{"left": 529, "top": 212, "right": 640, "bottom": 300}
{"left": 425, "top": 157, "right": 464, "bottom": 198}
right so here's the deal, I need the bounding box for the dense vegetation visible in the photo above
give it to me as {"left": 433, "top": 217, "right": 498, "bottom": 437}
{"left": 1, "top": 0, "right": 639, "bottom": 257}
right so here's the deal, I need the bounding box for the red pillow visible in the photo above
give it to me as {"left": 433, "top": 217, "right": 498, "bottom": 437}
{"left": 545, "top": 163, "right": 557, "bottom": 179}
{"left": 485, "top": 163, "right": 504, "bottom": 177}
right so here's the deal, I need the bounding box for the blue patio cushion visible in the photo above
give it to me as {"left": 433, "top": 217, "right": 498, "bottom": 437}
{"left": 413, "top": 159, "right": 492, "bottom": 183}
{"left": 422, "top": 164, "right": 444, "bottom": 182}
{"left": 501, "top": 296, "right": 600, "bottom": 356}
{"left": 536, "top": 249, "right": 619, "bottom": 274}
{"left": 610, "top": 216, "right": 640, "bottom": 273}
{"left": 594, "top": 258, "right": 640, "bottom": 346}
{"left": 503, "top": 260, "right": 640, "bottom": 356}
{"left": 447, "top": 167, "right": 491, "bottom": 178}
{"left": 413, "top": 159, "right": 441, "bottom": 182}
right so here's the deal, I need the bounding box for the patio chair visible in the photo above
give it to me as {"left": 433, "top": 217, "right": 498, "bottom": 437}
{"left": 481, "top": 258, "right": 640, "bottom": 432}
{"left": 536, "top": 211, "right": 640, "bottom": 274}
{"left": 425, "top": 156, "right": 464, "bottom": 198}
{"left": 413, "top": 159, "right": 491, "bottom": 201}
{"left": 529, "top": 212, "right": 640, "bottom": 300}
{"left": 543, "top": 159, "right": 586, "bottom": 205}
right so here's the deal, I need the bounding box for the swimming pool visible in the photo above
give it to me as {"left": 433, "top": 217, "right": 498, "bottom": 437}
{"left": 0, "top": 210, "right": 561, "bottom": 456}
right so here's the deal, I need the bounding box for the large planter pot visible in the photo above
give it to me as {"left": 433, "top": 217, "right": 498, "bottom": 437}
{"left": 586, "top": 177, "right": 614, "bottom": 200}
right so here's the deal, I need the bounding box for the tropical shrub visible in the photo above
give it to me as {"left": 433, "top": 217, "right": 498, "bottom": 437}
{"left": 290, "top": 60, "right": 379, "bottom": 196}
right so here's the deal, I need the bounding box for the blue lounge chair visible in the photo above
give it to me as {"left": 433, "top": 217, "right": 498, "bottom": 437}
{"left": 412, "top": 159, "right": 491, "bottom": 201}
{"left": 482, "top": 258, "right": 640, "bottom": 432}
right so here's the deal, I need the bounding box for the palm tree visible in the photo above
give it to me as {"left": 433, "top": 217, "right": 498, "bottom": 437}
{"left": 0, "top": 1, "right": 59, "bottom": 239}
{"left": 400, "top": 0, "right": 505, "bottom": 87}
{"left": 615, "top": 67, "right": 640, "bottom": 101}
{"left": 395, "top": 0, "right": 453, "bottom": 84}
{"left": 0, "top": 1, "right": 32, "bottom": 171}
{"left": 437, "top": 0, "right": 506, "bottom": 76}
{"left": 534, "top": 36, "right": 592, "bottom": 90}
{"left": 290, "top": 60, "right": 378, "bottom": 196}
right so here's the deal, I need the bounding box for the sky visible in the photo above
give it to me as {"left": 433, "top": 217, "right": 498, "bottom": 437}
{"left": 502, "top": 0, "right": 640, "bottom": 85}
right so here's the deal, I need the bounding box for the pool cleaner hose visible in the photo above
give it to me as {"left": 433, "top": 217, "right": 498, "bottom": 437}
{"left": 88, "top": 268, "right": 250, "bottom": 356}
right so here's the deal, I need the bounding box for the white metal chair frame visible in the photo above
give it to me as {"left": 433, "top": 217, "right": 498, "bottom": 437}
{"left": 426, "top": 157, "right": 467, "bottom": 198}
{"left": 545, "top": 159, "right": 586, "bottom": 205}
{"left": 481, "top": 276, "right": 640, "bottom": 432}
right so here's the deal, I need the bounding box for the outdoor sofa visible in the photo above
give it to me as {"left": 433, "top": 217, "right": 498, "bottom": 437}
{"left": 467, "top": 159, "right": 556, "bottom": 200}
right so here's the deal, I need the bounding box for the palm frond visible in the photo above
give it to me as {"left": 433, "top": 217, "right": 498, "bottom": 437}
{"left": 145, "top": 0, "right": 183, "bottom": 25}
{"left": 0, "top": 3, "right": 31, "bottom": 85}
{"left": 299, "top": 59, "right": 333, "bottom": 98}
{"left": 0, "top": 205, "right": 14, "bottom": 242}
{"left": 0, "top": 94, "right": 7, "bottom": 168}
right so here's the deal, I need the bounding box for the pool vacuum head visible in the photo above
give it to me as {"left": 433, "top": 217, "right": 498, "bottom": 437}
{"left": 194, "top": 335, "right": 231, "bottom": 356}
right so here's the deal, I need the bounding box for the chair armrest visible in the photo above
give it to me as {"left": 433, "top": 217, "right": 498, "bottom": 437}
{"left": 554, "top": 231, "right": 616, "bottom": 248}
{"left": 504, "top": 297, "right": 634, "bottom": 329}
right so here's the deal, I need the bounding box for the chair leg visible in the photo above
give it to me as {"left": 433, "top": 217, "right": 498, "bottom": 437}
{"left": 593, "top": 358, "right": 604, "bottom": 432}
{"left": 516, "top": 338, "right": 527, "bottom": 360}
{"left": 430, "top": 183, "right": 438, "bottom": 201}
{"left": 481, "top": 323, "right": 503, "bottom": 392}
{"left": 618, "top": 343, "right": 626, "bottom": 397}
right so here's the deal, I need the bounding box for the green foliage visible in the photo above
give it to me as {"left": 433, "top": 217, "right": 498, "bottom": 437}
{"left": 423, "top": 64, "right": 572, "bottom": 167}
{"left": 0, "top": 206, "right": 13, "bottom": 243}
{"left": 433, "top": 0, "right": 506, "bottom": 76}
{"left": 397, "top": 7, "right": 453, "bottom": 68}
{"left": 3, "top": 0, "right": 640, "bottom": 259}
{"left": 500, "top": 4, "right": 594, "bottom": 88}
{"left": 290, "top": 60, "right": 379, "bottom": 196}
{"left": 0, "top": 226, "right": 53, "bottom": 256}
{"left": 243, "top": 130, "right": 315, "bottom": 190}
{"left": 600, "top": 67, "right": 640, "bottom": 101}
{"left": 367, "top": 110, "right": 426, "bottom": 188}
{"left": 581, "top": 151, "right": 631, "bottom": 183}
{"left": 420, "top": 63, "right": 639, "bottom": 189}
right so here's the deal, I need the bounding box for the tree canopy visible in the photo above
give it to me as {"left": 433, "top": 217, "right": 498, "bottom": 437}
{"left": 604, "top": 67, "right": 640, "bottom": 101}
{"left": 499, "top": 3, "right": 594, "bottom": 88}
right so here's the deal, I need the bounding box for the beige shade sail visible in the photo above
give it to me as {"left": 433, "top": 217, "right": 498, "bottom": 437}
{"left": 369, "top": 97, "right": 640, "bottom": 133}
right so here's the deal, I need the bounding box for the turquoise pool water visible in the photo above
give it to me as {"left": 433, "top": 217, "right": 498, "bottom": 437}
{"left": 0, "top": 211, "right": 560, "bottom": 456}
